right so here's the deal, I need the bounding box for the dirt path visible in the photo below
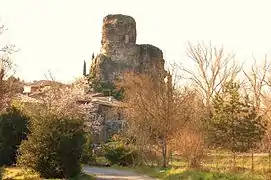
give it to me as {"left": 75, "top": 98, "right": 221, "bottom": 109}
{"left": 82, "top": 166, "right": 157, "bottom": 180}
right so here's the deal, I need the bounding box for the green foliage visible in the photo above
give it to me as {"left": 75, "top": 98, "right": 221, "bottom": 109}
{"left": 17, "top": 117, "right": 85, "bottom": 179}
{"left": 89, "top": 77, "right": 124, "bottom": 100}
{"left": 208, "top": 80, "right": 266, "bottom": 152}
{"left": 102, "top": 136, "right": 137, "bottom": 166}
{"left": 81, "top": 134, "right": 96, "bottom": 165}
{"left": 0, "top": 106, "right": 29, "bottom": 166}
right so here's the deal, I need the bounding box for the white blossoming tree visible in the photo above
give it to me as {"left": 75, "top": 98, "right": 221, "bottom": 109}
{"left": 17, "top": 76, "right": 101, "bottom": 178}
{"left": 0, "top": 25, "right": 20, "bottom": 112}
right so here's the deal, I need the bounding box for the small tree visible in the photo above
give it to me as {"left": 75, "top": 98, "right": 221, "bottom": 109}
{"left": 83, "top": 60, "right": 87, "bottom": 76}
{"left": 208, "top": 80, "right": 266, "bottom": 167}
{"left": 0, "top": 25, "right": 19, "bottom": 112}
{"left": 0, "top": 106, "right": 29, "bottom": 166}
{"left": 170, "top": 94, "right": 207, "bottom": 168}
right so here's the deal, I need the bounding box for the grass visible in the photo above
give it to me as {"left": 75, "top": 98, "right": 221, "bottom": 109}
{"left": 2, "top": 167, "right": 40, "bottom": 180}
{"left": 171, "top": 152, "right": 271, "bottom": 173}
{"left": 0, "top": 167, "right": 3, "bottom": 180}
{"left": 162, "top": 168, "right": 267, "bottom": 180}
{"left": 92, "top": 152, "right": 271, "bottom": 179}
{"left": 1, "top": 167, "right": 96, "bottom": 180}
{"left": 94, "top": 151, "right": 271, "bottom": 179}
{"left": 112, "top": 165, "right": 269, "bottom": 180}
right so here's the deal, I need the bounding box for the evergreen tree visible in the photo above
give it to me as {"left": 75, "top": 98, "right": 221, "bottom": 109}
{"left": 208, "top": 80, "right": 266, "bottom": 153}
{"left": 83, "top": 60, "right": 86, "bottom": 76}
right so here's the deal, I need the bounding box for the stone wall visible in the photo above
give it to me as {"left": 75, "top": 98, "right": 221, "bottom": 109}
{"left": 90, "top": 14, "right": 167, "bottom": 84}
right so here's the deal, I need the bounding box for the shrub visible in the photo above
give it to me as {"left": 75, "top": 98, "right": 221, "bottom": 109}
{"left": 0, "top": 106, "right": 29, "bottom": 166}
{"left": 81, "top": 134, "right": 96, "bottom": 165}
{"left": 171, "top": 127, "right": 205, "bottom": 169}
{"left": 102, "top": 136, "right": 137, "bottom": 166}
{"left": 17, "top": 117, "right": 85, "bottom": 179}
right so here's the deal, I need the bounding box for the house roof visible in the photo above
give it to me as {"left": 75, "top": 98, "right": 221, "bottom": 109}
{"left": 91, "top": 96, "right": 126, "bottom": 107}
{"left": 26, "top": 80, "right": 68, "bottom": 87}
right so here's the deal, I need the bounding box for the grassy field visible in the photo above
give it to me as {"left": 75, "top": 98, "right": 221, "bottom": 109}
{"left": 140, "top": 167, "right": 269, "bottom": 180}
{"left": 0, "top": 167, "right": 96, "bottom": 180}
{"left": 171, "top": 152, "right": 271, "bottom": 173}
{"left": 110, "top": 165, "right": 270, "bottom": 180}
{"left": 105, "top": 152, "right": 271, "bottom": 180}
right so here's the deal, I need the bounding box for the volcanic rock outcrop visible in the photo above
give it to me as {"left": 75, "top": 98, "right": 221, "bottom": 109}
{"left": 90, "top": 14, "right": 167, "bottom": 84}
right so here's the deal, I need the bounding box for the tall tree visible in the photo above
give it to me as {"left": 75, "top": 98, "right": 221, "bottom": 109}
{"left": 83, "top": 60, "right": 87, "bottom": 76}
{"left": 208, "top": 80, "right": 266, "bottom": 166}
{"left": 183, "top": 41, "right": 241, "bottom": 108}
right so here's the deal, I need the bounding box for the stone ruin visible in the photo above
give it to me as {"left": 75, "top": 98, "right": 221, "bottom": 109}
{"left": 90, "top": 14, "right": 167, "bottom": 84}
{"left": 89, "top": 14, "right": 170, "bottom": 143}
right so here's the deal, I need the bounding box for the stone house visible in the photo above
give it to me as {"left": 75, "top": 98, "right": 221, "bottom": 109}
{"left": 79, "top": 94, "right": 126, "bottom": 144}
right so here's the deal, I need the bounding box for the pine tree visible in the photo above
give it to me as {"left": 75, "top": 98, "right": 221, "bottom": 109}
{"left": 83, "top": 60, "right": 86, "bottom": 76}
{"left": 208, "top": 80, "right": 266, "bottom": 153}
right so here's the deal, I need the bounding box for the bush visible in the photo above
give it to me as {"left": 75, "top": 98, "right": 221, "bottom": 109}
{"left": 102, "top": 136, "right": 137, "bottom": 166}
{"left": 171, "top": 127, "right": 205, "bottom": 168}
{"left": 0, "top": 106, "right": 29, "bottom": 166}
{"left": 81, "top": 134, "right": 96, "bottom": 165}
{"left": 17, "top": 117, "right": 85, "bottom": 179}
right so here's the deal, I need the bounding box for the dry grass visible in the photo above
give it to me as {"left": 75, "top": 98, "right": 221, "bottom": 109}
{"left": 108, "top": 151, "right": 271, "bottom": 179}
{"left": 1, "top": 167, "right": 96, "bottom": 180}
{"left": 2, "top": 167, "right": 40, "bottom": 180}
{"left": 172, "top": 152, "right": 271, "bottom": 173}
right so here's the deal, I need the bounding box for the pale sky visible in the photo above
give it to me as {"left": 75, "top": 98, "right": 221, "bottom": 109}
{"left": 0, "top": 0, "right": 271, "bottom": 83}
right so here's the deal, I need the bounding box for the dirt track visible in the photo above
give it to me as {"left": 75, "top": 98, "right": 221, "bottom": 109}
{"left": 83, "top": 166, "right": 157, "bottom": 180}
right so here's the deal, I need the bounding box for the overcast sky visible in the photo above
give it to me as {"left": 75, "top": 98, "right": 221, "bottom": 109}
{"left": 0, "top": 0, "right": 270, "bottom": 83}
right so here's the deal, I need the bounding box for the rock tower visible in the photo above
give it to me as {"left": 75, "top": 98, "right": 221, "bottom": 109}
{"left": 90, "top": 14, "right": 166, "bottom": 84}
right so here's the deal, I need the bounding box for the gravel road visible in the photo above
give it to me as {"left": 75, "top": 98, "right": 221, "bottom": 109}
{"left": 82, "top": 166, "right": 158, "bottom": 180}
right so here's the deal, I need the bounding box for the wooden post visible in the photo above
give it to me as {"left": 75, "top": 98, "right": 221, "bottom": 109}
{"left": 269, "top": 150, "right": 271, "bottom": 172}
{"left": 251, "top": 151, "right": 254, "bottom": 171}
{"left": 233, "top": 151, "right": 236, "bottom": 170}
{"left": 216, "top": 151, "right": 219, "bottom": 170}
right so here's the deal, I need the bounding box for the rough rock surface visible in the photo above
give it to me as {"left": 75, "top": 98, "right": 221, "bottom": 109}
{"left": 90, "top": 14, "right": 166, "bottom": 83}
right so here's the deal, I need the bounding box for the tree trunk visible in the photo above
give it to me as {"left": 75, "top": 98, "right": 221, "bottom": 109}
{"left": 269, "top": 150, "right": 271, "bottom": 172}
{"left": 216, "top": 152, "right": 219, "bottom": 170}
{"left": 188, "top": 157, "right": 201, "bottom": 169}
{"left": 233, "top": 151, "right": 236, "bottom": 170}
{"left": 251, "top": 151, "right": 254, "bottom": 171}
{"left": 162, "top": 138, "right": 167, "bottom": 168}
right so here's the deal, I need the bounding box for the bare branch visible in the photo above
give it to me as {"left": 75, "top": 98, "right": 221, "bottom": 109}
{"left": 183, "top": 41, "right": 240, "bottom": 107}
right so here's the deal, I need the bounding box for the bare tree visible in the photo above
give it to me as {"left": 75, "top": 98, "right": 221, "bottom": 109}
{"left": 120, "top": 72, "right": 198, "bottom": 167}
{"left": 0, "top": 25, "right": 19, "bottom": 111}
{"left": 243, "top": 55, "right": 270, "bottom": 112}
{"left": 183, "top": 41, "right": 241, "bottom": 107}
